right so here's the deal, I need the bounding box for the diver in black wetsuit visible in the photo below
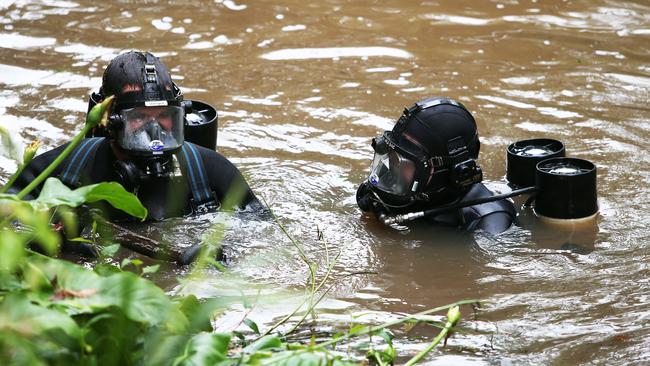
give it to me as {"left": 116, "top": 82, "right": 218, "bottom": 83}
{"left": 12, "top": 51, "right": 262, "bottom": 219}
{"left": 10, "top": 51, "right": 263, "bottom": 259}
{"left": 356, "top": 97, "right": 515, "bottom": 234}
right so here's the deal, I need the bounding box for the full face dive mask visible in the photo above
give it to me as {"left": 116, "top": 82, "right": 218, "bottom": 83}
{"left": 101, "top": 52, "right": 186, "bottom": 190}
{"left": 359, "top": 98, "right": 483, "bottom": 213}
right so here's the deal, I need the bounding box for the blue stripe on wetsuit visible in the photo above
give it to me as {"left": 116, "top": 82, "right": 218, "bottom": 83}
{"left": 186, "top": 143, "right": 212, "bottom": 201}
{"left": 59, "top": 137, "right": 104, "bottom": 186}
{"left": 179, "top": 143, "right": 214, "bottom": 205}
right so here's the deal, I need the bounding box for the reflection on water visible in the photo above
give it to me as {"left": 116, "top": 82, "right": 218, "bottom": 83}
{"left": 260, "top": 46, "right": 413, "bottom": 60}
{"left": 2, "top": 0, "right": 650, "bottom": 363}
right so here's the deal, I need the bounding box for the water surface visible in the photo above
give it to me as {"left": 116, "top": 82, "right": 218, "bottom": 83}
{"left": 1, "top": 0, "right": 649, "bottom": 364}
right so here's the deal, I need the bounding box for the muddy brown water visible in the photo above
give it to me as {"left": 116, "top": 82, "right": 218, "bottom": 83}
{"left": 1, "top": 0, "right": 649, "bottom": 364}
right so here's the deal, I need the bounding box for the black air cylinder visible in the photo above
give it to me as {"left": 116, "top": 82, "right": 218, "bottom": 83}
{"left": 507, "top": 138, "right": 565, "bottom": 187}
{"left": 184, "top": 100, "right": 218, "bottom": 151}
{"left": 534, "top": 157, "right": 598, "bottom": 219}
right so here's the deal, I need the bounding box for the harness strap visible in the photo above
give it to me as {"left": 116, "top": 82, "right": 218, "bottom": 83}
{"left": 58, "top": 137, "right": 104, "bottom": 187}
{"left": 176, "top": 142, "right": 219, "bottom": 212}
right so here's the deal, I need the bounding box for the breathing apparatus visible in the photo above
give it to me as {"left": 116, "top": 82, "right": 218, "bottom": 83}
{"left": 363, "top": 134, "right": 599, "bottom": 226}
{"left": 358, "top": 97, "right": 483, "bottom": 215}
{"left": 85, "top": 52, "right": 218, "bottom": 192}
{"left": 358, "top": 98, "right": 598, "bottom": 226}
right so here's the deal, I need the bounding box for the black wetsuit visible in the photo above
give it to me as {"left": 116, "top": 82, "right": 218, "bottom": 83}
{"left": 10, "top": 138, "right": 263, "bottom": 221}
{"left": 424, "top": 183, "right": 516, "bottom": 234}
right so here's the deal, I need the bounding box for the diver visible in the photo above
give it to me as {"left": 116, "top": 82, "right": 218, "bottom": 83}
{"left": 10, "top": 51, "right": 264, "bottom": 259}
{"left": 356, "top": 97, "right": 516, "bottom": 234}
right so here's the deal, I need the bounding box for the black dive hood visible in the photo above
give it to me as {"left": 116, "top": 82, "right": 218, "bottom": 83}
{"left": 360, "top": 97, "right": 483, "bottom": 214}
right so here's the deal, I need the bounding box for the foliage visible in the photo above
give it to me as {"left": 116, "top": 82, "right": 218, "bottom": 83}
{"left": 0, "top": 108, "right": 470, "bottom": 365}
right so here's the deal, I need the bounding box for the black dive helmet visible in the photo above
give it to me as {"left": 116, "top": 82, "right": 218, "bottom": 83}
{"left": 358, "top": 97, "right": 483, "bottom": 213}
{"left": 88, "top": 51, "right": 185, "bottom": 155}
{"left": 87, "top": 53, "right": 218, "bottom": 151}
{"left": 84, "top": 51, "right": 187, "bottom": 191}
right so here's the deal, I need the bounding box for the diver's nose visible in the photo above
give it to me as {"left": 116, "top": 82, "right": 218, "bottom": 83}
{"left": 144, "top": 120, "right": 162, "bottom": 139}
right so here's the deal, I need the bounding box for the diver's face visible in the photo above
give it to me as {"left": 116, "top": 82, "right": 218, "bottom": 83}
{"left": 390, "top": 151, "right": 416, "bottom": 183}
{"left": 125, "top": 107, "right": 174, "bottom": 132}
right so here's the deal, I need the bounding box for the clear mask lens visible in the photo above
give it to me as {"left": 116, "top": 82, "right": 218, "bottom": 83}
{"left": 368, "top": 149, "right": 416, "bottom": 196}
{"left": 117, "top": 106, "right": 184, "bottom": 153}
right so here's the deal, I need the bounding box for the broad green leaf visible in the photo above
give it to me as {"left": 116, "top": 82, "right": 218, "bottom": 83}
{"left": 94, "top": 263, "right": 122, "bottom": 276}
{"left": 131, "top": 259, "right": 143, "bottom": 267}
{"left": 273, "top": 352, "right": 325, "bottom": 366}
{"left": 121, "top": 258, "right": 132, "bottom": 269}
{"left": 177, "top": 295, "right": 213, "bottom": 333}
{"left": 0, "top": 293, "right": 81, "bottom": 343}
{"left": 177, "top": 333, "right": 231, "bottom": 366}
{"left": 35, "top": 178, "right": 147, "bottom": 220}
{"left": 26, "top": 255, "right": 189, "bottom": 332}
{"left": 243, "top": 317, "right": 260, "bottom": 335}
{"left": 22, "top": 261, "right": 52, "bottom": 292}
{"left": 144, "top": 332, "right": 191, "bottom": 366}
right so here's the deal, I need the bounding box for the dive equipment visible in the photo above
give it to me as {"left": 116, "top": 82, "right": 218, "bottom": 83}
{"left": 182, "top": 100, "right": 218, "bottom": 151}
{"left": 534, "top": 157, "right": 598, "bottom": 220}
{"left": 507, "top": 138, "right": 565, "bottom": 187}
{"left": 374, "top": 137, "right": 599, "bottom": 226}
{"left": 87, "top": 93, "right": 218, "bottom": 152}
{"left": 363, "top": 97, "right": 482, "bottom": 212}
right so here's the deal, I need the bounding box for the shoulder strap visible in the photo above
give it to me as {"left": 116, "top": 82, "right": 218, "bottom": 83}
{"left": 176, "top": 142, "right": 220, "bottom": 212}
{"left": 58, "top": 137, "right": 105, "bottom": 187}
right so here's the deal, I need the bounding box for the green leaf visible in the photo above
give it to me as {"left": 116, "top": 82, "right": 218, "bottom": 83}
{"left": 0, "top": 229, "right": 26, "bottom": 274}
{"left": 273, "top": 352, "right": 325, "bottom": 366}
{"left": 26, "top": 255, "right": 189, "bottom": 332}
{"left": 67, "top": 237, "right": 94, "bottom": 243}
{"left": 348, "top": 324, "right": 368, "bottom": 335}
{"left": 144, "top": 332, "right": 191, "bottom": 366}
{"left": 100, "top": 243, "right": 120, "bottom": 258}
{"left": 121, "top": 258, "right": 132, "bottom": 269}
{"left": 373, "top": 328, "right": 394, "bottom": 345}
{"left": 0, "top": 293, "right": 81, "bottom": 344}
{"left": 177, "top": 295, "right": 213, "bottom": 333}
{"left": 94, "top": 263, "right": 122, "bottom": 276}
{"left": 34, "top": 178, "right": 147, "bottom": 220}
{"left": 232, "top": 330, "right": 245, "bottom": 341}
{"left": 243, "top": 317, "right": 260, "bottom": 335}
{"left": 178, "top": 333, "right": 231, "bottom": 366}
{"left": 243, "top": 335, "right": 283, "bottom": 353}
{"left": 22, "top": 261, "right": 52, "bottom": 292}
{"left": 142, "top": 264, "right": 160, "bottom": 274}
{"left": 131, "top": 259, "right": 143, "bottom": 267}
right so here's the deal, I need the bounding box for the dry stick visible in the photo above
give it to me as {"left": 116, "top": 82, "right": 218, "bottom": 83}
{"left": 94, "top": 215, "right": 183, "bottom": 262}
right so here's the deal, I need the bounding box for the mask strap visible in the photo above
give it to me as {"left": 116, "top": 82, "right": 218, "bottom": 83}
{"left": 142, "top": 53, "right": 165, "bottom": 103}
